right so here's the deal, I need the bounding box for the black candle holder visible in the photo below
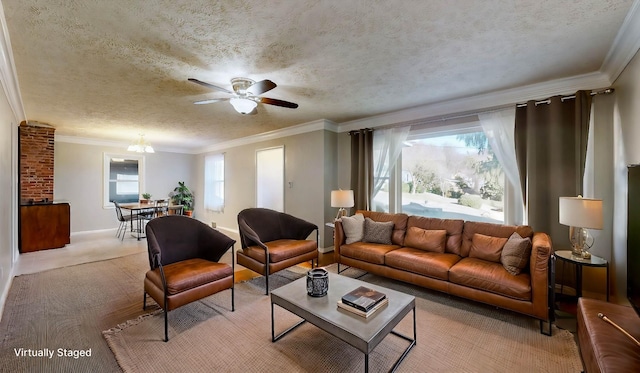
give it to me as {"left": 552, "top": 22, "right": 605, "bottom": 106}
{"left": 306, "top": 268, "right": 328, "bottom": 297}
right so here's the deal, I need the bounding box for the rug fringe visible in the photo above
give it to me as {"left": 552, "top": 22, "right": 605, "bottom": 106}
{"left": 102, "top": 310, "right": 162, "bottom": 336}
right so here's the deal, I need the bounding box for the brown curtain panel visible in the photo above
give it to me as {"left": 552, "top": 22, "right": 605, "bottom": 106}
{"left": 514, "top": 90, "right": 592, "bottom": 248}
{"left": 350, "top": 129, "right": 373, "bottom": 211}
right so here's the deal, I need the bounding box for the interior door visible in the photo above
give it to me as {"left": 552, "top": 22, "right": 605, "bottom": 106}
{"left": 256, "top": 146, "right": 284, "bottom": 211}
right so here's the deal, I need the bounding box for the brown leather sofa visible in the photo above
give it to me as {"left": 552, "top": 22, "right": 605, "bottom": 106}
{"left": 577, "top": 297, "right": 640, "bottom": 372}
{"left": 334, "top": 210, "right": 555, "bottom": 334}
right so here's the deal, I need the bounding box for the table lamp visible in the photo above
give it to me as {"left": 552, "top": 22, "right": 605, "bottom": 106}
{"left": 331, "top": 190, "right": 354, "bottom": 220}
{"left": 559, "top": 196, "right": 603, "bottom": 258}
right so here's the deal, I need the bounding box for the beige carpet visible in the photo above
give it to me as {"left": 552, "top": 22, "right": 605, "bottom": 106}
{"left": 104, "top": 269, "right": 582, "bottom": 372}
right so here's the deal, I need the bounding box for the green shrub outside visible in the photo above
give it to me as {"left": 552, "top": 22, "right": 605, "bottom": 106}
{"left": 459, "top": 194, "right": 483, "bottom": 209}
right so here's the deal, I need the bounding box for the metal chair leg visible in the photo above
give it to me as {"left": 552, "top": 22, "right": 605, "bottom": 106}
{"left": 232, "top": 249, "right": 235, "bottom": 312}
{"left": 265, "top": 272, "right": 269, "bottom": 295}
{"left": 164, "top": 308, "right": 168, "bottom": 342}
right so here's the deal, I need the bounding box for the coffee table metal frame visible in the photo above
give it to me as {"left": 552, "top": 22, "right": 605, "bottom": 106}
{"left": 270, "top": 272, "right": 416, "bottom": 373}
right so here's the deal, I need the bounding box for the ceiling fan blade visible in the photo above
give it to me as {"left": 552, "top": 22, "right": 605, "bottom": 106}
{"left": 193, "top": 98, "right": 230, "bottom": 105}
{"left": 188, "top": 78, "right": 233, "bottom": 94}
{"left": 259, "top": 97, "right": 298, "bottom": 109}
{"left": 247, "top": 79, "right": 276, "bottom": 95}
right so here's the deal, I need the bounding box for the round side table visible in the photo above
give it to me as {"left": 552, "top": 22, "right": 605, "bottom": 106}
{"left": 555, "top": 250, "right": 609, "bottom": 301}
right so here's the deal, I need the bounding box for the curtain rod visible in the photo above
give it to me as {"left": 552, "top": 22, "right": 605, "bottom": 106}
{"left": 350, "top": 87, "right": 615, "bottom": 133}
{"left": 515, "top": 88, "right": 614, "bottom": 107}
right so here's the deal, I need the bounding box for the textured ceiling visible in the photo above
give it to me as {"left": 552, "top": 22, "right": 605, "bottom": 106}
{"left": 2, "top": 0, "right": 634, "bottom": 151}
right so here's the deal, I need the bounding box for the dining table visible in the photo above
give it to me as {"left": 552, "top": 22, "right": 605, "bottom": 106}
{"left": 119, "top": 202, "right": 181, "bottom": 240}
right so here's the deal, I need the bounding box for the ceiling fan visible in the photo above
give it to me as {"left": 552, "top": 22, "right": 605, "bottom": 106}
{"left": 188, "top": 77, "right": 299, "bottom": 114}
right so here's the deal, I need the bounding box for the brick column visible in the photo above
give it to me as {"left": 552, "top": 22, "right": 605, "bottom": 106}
{"left": 19, "top": 122, "right": 55, "bottom": 204}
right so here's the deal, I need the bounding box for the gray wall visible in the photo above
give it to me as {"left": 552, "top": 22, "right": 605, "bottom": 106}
{"left": 54, "top": 141, "right": 195, "bottom": 233}
{"left": 196, "top": 128, "right": 337, "bottom": 248}
{"left": 609, "top": 48, "right": 640, "bottom": 300}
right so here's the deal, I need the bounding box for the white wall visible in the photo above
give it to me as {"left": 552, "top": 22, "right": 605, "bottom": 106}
{"left": 54, "top": 141, "right": 195, "bottom": 233}
{"left": 0, "top": 88, "right": 18, "bottom": 318}
{"left": 195, "top": 128, "right": 337, "bottom": 248}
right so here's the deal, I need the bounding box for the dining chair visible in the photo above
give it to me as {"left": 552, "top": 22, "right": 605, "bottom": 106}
{"left": 154, "top": 199, "right": 169, "bottom": 217}
{"left": 113, "top": 201, "right": 137, "bottom": 240}
{"left": 167, "top": 205, "right": 184, "bottom": 215}
{"left": 144, "top": 215, "right": 236, "bottom": 341}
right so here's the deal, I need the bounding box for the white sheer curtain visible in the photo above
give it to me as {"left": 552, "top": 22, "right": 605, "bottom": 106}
{"left": 478, "top": 108, "right": 524, "bottom": 225}
{"left": 372, "top": 126, "right": 410, "bottom": 210}
{"left": 204, "top": 153, "right": 225, "bottom": 212}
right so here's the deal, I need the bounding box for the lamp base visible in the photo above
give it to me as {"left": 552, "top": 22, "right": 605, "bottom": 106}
{"left": 335, "top": 208, "right": 347, "bottom": 221}
{"left": 571, "top": 246, "right": 584, "bottom": 258}
{"left": 569, "top": 226, "right": 594, "bottom": 259}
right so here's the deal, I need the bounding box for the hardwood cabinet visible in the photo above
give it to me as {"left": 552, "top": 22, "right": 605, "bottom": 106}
{"left": 20, "top": 203, "right": 71, "bottom": 253}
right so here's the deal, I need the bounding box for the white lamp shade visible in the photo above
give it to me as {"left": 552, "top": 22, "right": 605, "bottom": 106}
{"left": 331, "top": 190, "right": 354, "bottom": 208}
{"left": 559, "top": 196, "right": 603, "bottom": 229}
{"left": 230, "top": 98, "right": 257, "bottom": 114}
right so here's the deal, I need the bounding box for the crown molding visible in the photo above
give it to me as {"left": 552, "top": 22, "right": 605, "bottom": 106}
{"left": 0, "top": 2, "right": 26, "bottom": 123}
{"left": 195, "top": 119, "right": 338, "bottom": 154}
{"left": 337, "top": 71, "right": 611, "bottom": 132}
{"left": 54, "top": 118, "right": 339, "bottom": 154}
{"left": 54, "top": 135, "right": 194, "bottom": 154}
{"left": 601, "top": 0, "right": 640, "bottom": 83}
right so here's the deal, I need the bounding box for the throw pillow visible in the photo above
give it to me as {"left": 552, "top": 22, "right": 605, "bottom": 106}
{"left": 468, "top": 233, "right": 508, "bottom": 263}
{"left": 341, "top": 213, "right": 365, "bottom": 244}
{"left": 363, "top": 218, "right": 394, "bottom": 245}
{"left": 500, "top": 232, "right": 532, "bottom": 275}
{"left": 404, "top": 227, "right": 447, "bottom": 253}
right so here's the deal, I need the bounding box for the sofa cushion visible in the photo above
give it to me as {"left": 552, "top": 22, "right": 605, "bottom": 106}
{"left": 385, "top": 247, "right": 461, "bottom": 280}
{"left": 501, "top": 232, "right": 532, "bottom": 275}
{"left": 340, "top": 242, "right": 400, "bottom": 265}
{"left": 358, "top": 210, "right": 409, "bottom": 245}
{"left": 449, "top": 257, "right": 531, "bottom": 301}
{"left": 341, "top": 213, "right": 365, "bottom": 244}
{"left": 404, "top": 227, "right": 447, "bottom": 253}
{"left": 461, "top": 221, "right": 533, "bottom": 257}
{"left": 363, "top": 218, "right": 394, "bottom": 244}
{"left": 407, "top": 215, "right": 464, "bottom": 255}
{"left": 468, "top": 233, "right": 508, "bottom": 263}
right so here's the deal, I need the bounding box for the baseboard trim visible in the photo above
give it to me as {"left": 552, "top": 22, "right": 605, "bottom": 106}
{"left": 71, "top": 228, "right": 117, "bottom": 236}
{"left": 0, "top": 269, "right": 15, "bottom": 323}
{"left": 318, "top": 247, "right": 334, "bottom": 254}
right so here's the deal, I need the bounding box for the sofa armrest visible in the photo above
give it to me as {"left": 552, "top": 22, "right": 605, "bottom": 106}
{"left": 333, "top": 220, "right": 346, "bottom": 262}
{"left": 529, "top": 231, "right": 553, "bottom": 319}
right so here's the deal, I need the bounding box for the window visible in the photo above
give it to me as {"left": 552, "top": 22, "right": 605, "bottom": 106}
{"left": 103, "top": 153, "right": 145, "bottom": 207}
{"left": 204, "top": 153, "right": 225, "bottom": 212}
{"left": 399, "top": 129, "right": 505, "bottom": 223}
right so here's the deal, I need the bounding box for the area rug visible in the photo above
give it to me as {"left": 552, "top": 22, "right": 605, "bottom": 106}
{"left": 104, "top": 267, "right": 582, "bottom": 372}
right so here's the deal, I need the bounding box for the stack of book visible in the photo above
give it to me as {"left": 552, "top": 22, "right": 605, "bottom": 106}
{"left": 337, "top": 286, "right": 388, "bottom": 318}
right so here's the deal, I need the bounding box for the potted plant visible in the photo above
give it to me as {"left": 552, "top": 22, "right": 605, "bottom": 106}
{"left": 169, "top": 182, "right": 194, "bottom": 216}
{"left": 141, "top": 192, "right": 152, "bottom": 204}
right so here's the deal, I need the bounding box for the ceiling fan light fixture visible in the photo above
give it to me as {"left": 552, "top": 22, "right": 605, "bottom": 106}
{"left": 127, "top": 134, "right": 154, "bottom": 153}
{"left": 230, "top": 97, "right": 257, "bottom": 114}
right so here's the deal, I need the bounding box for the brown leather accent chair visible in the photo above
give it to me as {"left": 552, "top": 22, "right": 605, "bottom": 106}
{"left": 143, "top": 215, "right": 236, "bottom": 341}
{"left": 237, "top": 208, "right": 318, "bottom": 294}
